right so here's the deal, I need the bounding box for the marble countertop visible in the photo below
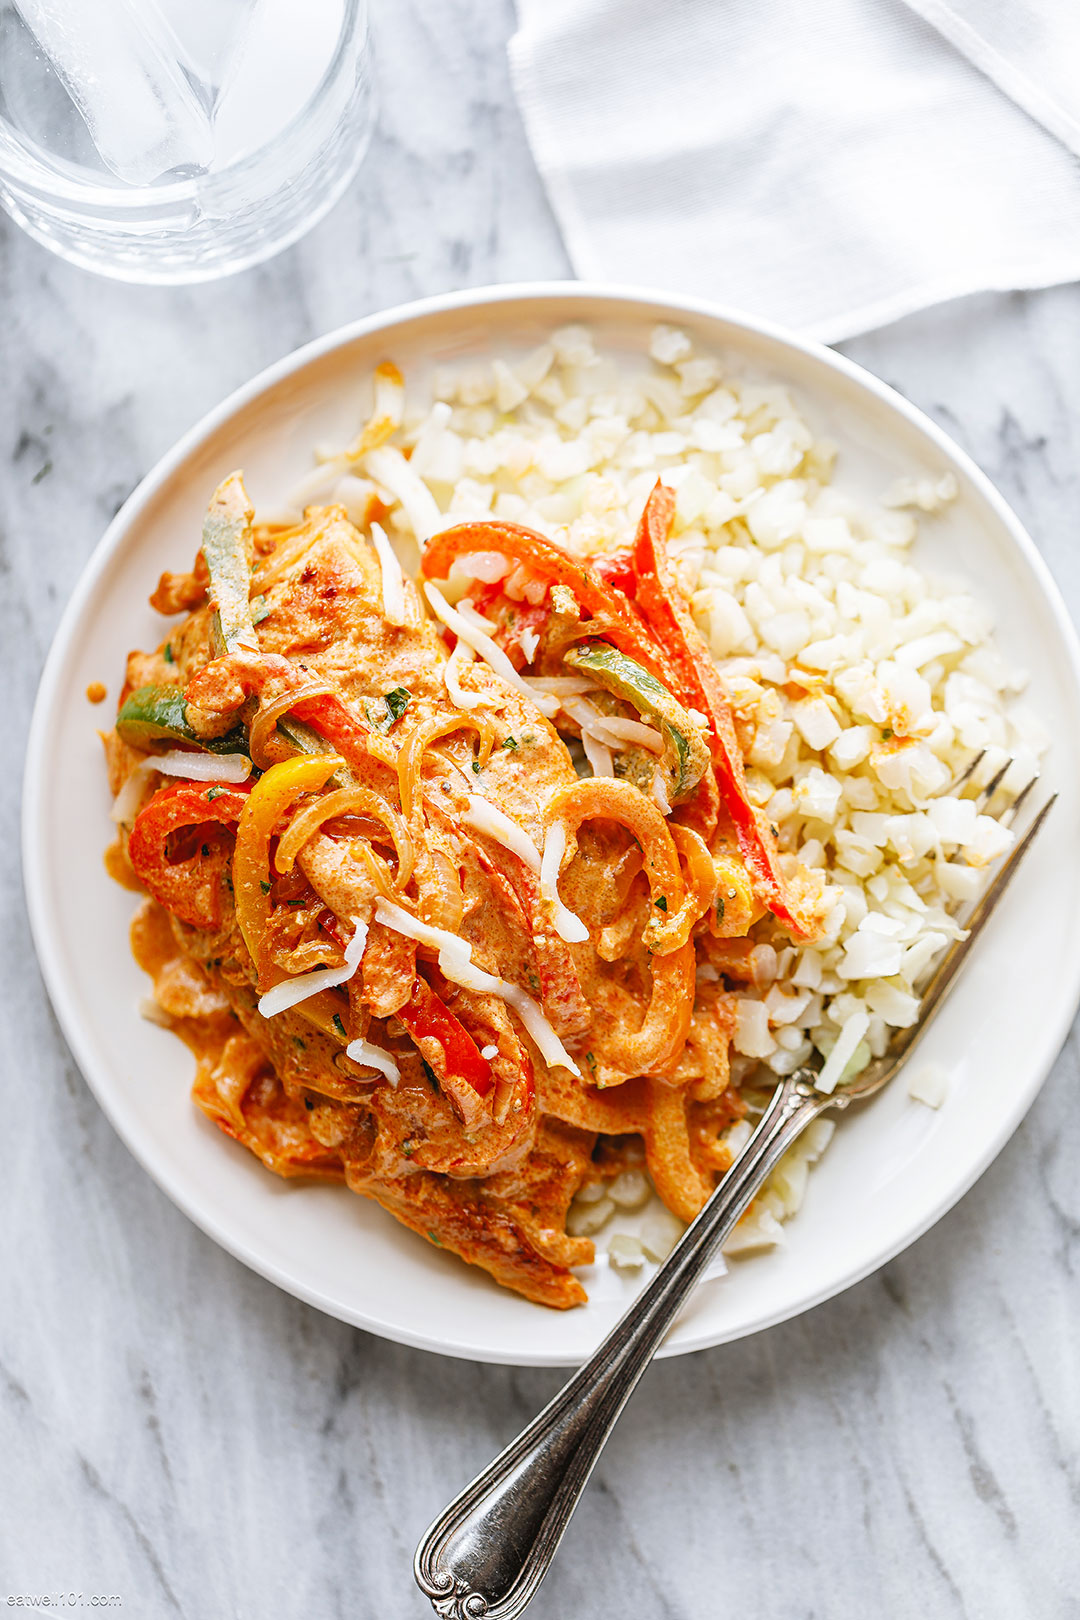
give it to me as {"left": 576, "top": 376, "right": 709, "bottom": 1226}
{"left": 3, "top": 3, "right": 1080, "bottom": 1616}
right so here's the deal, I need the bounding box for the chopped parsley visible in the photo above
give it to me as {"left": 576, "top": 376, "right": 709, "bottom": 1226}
{"left": 205, "top": 786, "right": 225, "bottom": 801}
{"left": 162, "top": 643, "right": 174, "bottom": 664}
{"left": 584, "top": 1051, "right": 597, "bottom": 1076}
{"left": 401, "top": 1139, "right": 416, "bottom": 1158}
{"left": 250, "top": 594, "right": 271, "bottom": 624}
{"left": 654, "top": 895, "right": 668, "bottom": 911}
{"left": 426, "top": 1230, "right": 442, "bottom": 1246}
{"left": 293, "top": 1036, "right": 306, "bottom": 1050}
{"left": 715, "top": 896, "right": 726, "bottom": 923}
{"left": 332, "top": 1013, "right": 347, "bottom": 1040}
{"left": 501, "top": 736, "right": 519, "bottom": 751}
{"left": 881, "top": 727, "right": 894, "bottom": 740}
{"left": 471, "top": 760, "right": 481, "bottom": 774}
{"left": 421, "top": 1058, "right": 440, "bottom": 1092}
{"left": 260, "top": 880, "right": 271, "bottom": 894}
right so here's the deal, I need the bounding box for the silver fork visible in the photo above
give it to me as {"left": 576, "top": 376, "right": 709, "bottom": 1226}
{"left": 414, "top": 786, "right": 1054, "bottom": 1620}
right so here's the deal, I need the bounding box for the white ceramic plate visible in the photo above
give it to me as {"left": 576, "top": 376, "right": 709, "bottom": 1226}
{"left": 23, "top": 285, "right": 1080, "bottom": 1366}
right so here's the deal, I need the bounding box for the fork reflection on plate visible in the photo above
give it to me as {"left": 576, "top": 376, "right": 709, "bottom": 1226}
{"left": 414, "top": 774, "right": 1055, "bottom": 1620}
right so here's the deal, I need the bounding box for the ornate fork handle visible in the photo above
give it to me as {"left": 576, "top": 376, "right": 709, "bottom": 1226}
{"left": 415, "top": 1070, "right": 832, "bottom": 1619}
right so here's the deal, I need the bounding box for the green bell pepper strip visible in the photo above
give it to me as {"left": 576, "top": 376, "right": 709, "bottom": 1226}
{"left": 115, "top": 685, "right": 249, "bottom": 756}
{"left": 202, "top": 472, "right": 258, "bottom": 658}
{"left": 563, "top": 640, "right": 710, "bottom": 805}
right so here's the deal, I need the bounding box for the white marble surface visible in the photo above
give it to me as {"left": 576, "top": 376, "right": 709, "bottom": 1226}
{"left": 3, "top": 3, "right": 1080, "bottom": 1615}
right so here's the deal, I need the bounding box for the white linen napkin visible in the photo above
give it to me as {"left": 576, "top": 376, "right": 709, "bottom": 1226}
{"left": 509, "top": 0, "right": 1080, "bottom": 340}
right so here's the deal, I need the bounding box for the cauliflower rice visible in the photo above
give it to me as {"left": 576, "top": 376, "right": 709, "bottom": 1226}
{"left": 273, "top": 322, "right": 1044, "bottom": 1268}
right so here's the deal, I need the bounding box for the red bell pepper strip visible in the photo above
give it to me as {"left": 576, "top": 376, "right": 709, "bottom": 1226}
{"left": 422, "top": 521, "right": 680, "bottom": 691}
{"left": 398, "top": 973, "right": 494, "bottom": 1100}
{"left": 590, "top": 547, "right": 637, "bottom": 597}
{"left": 128, "top": 780, "right": 252, "bottom": 931}
{"left": 631, "top": 481, "right": 810, "bottom": 937}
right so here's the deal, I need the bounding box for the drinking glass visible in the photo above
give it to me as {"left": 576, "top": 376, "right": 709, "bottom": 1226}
{"left": 0, "top": 0, "right": 375, "bottom": 283}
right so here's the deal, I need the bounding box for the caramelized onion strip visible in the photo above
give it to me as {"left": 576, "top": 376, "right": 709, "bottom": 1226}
{"left": 249, "top": 682, "right": 337, "bottom": 768}
{"left": 398, "top": 713, "right": 497, "bottom": 821}
{"left": 276, "top": 787, "right": 415, "bottom": 886}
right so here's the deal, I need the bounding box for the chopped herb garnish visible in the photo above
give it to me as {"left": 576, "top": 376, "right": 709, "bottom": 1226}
{"left": 426, "top": 1230, "right": 442, "bottom": 1246}
{"left": 163, "top": 643, "right": 174, "bottom": 664}
{"left": 374, "top": 687, "right": 412, "bottom": 732}
{"left": 401, "top": 1139, "right": 416, "bottom": 1158}
{"left": 501, "top": 736, "right": 519, "bottom": 751}
{"left": 716, "top": 896, "right": 726, "bottom": 923}
{"left": 655, "top": 895, "right": 668, "bottom": 911}
{"left": 250, "top": 594, "right": 271, "bottom": 624}
{"left": 881, "top": 727, "right": 893, "bottom": 740}
{"left": 205, "top": 786, "right": 225, "bottom": 801}
{"left": 260, "top": 880, "right": 271, "bottom": 894}
{"left": 421, "top": 1058, "right": 440, "bottom": 1091}
{"left": 287, "top": 897, "right": 306, "bottom": 908}
{"left": 471, "top": 760, "right": 481, "bottom": 774}
{"left": 770, "top": 824, "right": 780, "bottom": 838}
{"left": 332, "top": 1013, "right": 347, "bottom": 1039}
{"left": 584, "top": 1051, "right": 597, "bottom": 1075}
{"left": 32, "top": 459, "right": 52, "bottom": 485}
{"left": 293, "top": 1037, "right": 306, "bottom": 1050}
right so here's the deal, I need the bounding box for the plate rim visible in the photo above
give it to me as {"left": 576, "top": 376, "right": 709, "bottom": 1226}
{"left": 23, "top": 279, "right": 1080, "bottom": 1365}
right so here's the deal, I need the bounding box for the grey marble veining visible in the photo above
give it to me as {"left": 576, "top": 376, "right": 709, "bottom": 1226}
{"left": 2, "top": 2, "right": 1080, "bottom": 1616}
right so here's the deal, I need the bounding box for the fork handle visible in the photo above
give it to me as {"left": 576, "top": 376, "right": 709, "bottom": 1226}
{"left": 414, "top": 1070, "right": 831, "bottom": 1619}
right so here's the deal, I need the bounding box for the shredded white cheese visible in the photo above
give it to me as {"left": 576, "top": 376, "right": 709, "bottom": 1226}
{"left": 443, "top": 638, "right": 487, "bottom": 711}
{"left": 344, "top": 1038, "right": 401, "bottom": 1086}
{"left": 562, "top": 696, "right": 663, "bottom": 755}
{"left": 461, "top": 794, "right": 542, "bottom": 871}
{"left": 539, "top": 821, "right": 590, "bottom": 944}
{"left": 424, "top": 582, "right": 559, "bottom": 717}
{"left": 258, "top": 919, "right": 369, "bottom": 1019}
{"left": 156, "top": 749, "right": 252, "bottom": 782}
{"left": 373, "top": 898, "right": 581, "bottom": 1075}
{"left": 580, "top": 731, "right": 614, "bottom": 778}
{"left": 369, "top": 520, "right": 406, "bottom": 627}
{"left": 362, "top": 445, "right": 444, "bottom": 544}
{"left": 523, "top": 676, "right": 596, "bottom": 697}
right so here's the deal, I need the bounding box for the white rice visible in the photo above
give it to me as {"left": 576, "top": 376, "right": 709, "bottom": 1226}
{"left": 273, "top": 323, "right": 1044, "bottom": 1267}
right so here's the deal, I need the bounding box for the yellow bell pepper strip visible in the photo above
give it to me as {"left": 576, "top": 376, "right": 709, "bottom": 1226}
{"left": 630, "top": 481, "right": 812, "bottom": 938}
{"left": 421, "top": 520, "right": 681, "bottom": 691}
{"left": 563, "top": 640, "right": 710, "bottom": 805}
{"left": 232, "top": 754, "right": 342, "bottom": 987}
{"left": 127, "top": 780, "right": 252, "bottom": 931}
{"left": 116, "top": 684, "right": 249, "bottom": 756}
{"left": 201, "top": 472, "right": 258, "bottom": 658}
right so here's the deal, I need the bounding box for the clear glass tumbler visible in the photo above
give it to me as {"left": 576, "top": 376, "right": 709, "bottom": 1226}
{"left": 0, "top": 0, "right": 375, "bottom": 283}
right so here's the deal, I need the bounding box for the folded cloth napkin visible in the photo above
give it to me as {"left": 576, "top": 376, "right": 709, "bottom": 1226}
{"left": 509, "top": 0, "right": 1080, "bottom": 340}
